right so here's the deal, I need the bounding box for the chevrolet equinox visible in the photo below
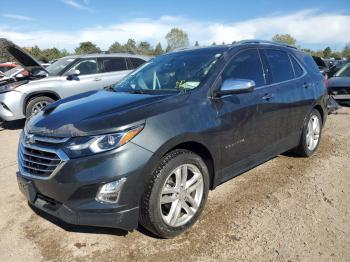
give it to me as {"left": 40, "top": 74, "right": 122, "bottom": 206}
{"left": 17, "top": 40, "right": 328, "bottom": 238}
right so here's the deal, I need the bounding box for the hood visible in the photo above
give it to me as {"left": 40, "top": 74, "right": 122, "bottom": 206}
{"left": 26, "top": 90, "right": 188, "bottom": 137}
{"left": 328, "top": 76, "right": 350, "bottom": 87}
{"left": 0, "top": 38, "right": 47, "bottom": 75}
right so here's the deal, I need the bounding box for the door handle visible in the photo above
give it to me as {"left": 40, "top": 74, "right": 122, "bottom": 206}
{"left": 262, "top": 93, "right": 274, "bottom": 101}
{"left": 303, "top": 83, "right": 309, "bottom": 89}
{"left": 93, "top": 77, "right": 102, "bottom": 81}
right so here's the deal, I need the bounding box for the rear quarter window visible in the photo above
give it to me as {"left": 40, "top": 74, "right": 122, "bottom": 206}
{"left": 290, "top": 55, "right": 304, "bottom": 77}
{"left": 294, "top": 52, "right": 321, "bottom": 75}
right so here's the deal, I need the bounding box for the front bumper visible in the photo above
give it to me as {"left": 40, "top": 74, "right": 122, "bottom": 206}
{"left": 17, "top": 139, "right": 154, "bottom": 231}
{"left": 0, "top": 90, "right": 26, "bottom": 121}
{"left": 18, "top": 174, "right": 139, "bottom": 230}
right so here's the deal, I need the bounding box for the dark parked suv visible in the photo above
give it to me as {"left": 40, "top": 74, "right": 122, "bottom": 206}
{"left": 17, "top": 40, "right": 327, "bottom": 238}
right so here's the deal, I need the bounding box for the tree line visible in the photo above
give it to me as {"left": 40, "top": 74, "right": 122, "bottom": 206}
{"left": 1, "top": 29, "right": 349, "bottom": 63}
{"left": 272, "top": 34, "right": 350, "bottom": 59}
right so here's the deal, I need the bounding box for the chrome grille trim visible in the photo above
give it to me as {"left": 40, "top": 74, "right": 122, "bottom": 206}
{"left": 18, "top": 132, "right": 69, "bottom": 180}
{"left": 31, "top": 136, "right": 70, "bottom": 144}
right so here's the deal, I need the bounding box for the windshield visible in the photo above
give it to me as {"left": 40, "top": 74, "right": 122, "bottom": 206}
{"left": 335, "top": 63, "right": 350, "bottom": 77}
{"left": 46, "top": 57, "right": 76, "bottom": 76}
{"left": 114, "top": 49, "right": 224, "bottom": 93}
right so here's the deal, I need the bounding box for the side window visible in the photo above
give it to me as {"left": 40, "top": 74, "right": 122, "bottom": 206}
{"left": 290, "top": 55, "right": 304, "bottom": 77}
{"left": 223, "top": 49, "right": 265, "bottom": 87}
{"left": 100, "top": 57, "right": 127, "bottom": 72}
{"left": 295, "top": 53, "right": 321, "bottom": 75}
{"left": 129, "top": 58, "right": 146, "bottom": 69}
{"left": 71, "top": 59, "right": 98, "bottom": 75}
{"left": 264, "top": 49, "right": 294, "bottom": 83}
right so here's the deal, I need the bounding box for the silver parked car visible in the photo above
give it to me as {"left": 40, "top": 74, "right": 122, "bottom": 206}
{"left": 0, "top": 38, "right": 150, "bottom": 121}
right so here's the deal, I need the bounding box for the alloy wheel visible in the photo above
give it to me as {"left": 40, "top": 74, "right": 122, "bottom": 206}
{"left": 31, "top": 101, "right": 50, "bottom": 115}
{"left": 159, "top": 164, "right": 204, "bottom": 227}
{"left": 306, "top": 115, "right": 321, "bottom": 151}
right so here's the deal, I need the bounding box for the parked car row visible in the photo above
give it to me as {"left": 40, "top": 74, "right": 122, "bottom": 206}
{"left": 328, "top": 62, "right": 350, "bottom": 105}
{"left": 15, "top": 39, "right": 328, "bottom": 238}
{"left": 0, "top": 38, "right": 150, "bottom": 121}
{"left": 311, "top": 56, "right": 350, "bottom": 107}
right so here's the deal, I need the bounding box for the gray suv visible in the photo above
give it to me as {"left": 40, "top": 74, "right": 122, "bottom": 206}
{"left": 0, "top": 38, "right": 150, "bottom": 121}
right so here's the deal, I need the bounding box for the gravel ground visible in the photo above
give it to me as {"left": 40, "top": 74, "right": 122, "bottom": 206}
{"left": 0, "top": 107, "right": 349, "bottom": 262}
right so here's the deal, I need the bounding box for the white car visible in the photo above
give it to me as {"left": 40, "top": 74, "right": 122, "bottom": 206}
{"left": 0, "top": 38, "right": 150, "bottom": 121}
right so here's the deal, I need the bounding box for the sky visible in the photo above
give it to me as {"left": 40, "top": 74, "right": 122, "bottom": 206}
{"left": 0, "top": 0, "right": 350, "bottom": 51}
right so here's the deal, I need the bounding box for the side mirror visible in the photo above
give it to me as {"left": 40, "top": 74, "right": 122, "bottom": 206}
{"left": 66, "top": 69, "right": 80, "bottom": 80}
{"left": 215, "top": 78, "right": 255, "bottom": 97}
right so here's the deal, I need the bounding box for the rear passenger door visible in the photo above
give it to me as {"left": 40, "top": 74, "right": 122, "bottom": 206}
{"left": 97, "top": 57, "right": 132, "bottom": 88}
{"left": 261, "top": 48, "right": 307, "bottom": 149}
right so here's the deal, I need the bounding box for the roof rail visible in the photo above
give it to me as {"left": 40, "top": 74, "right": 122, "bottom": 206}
{"left": 236, "top": 40, "right": 297, "bottom": 49}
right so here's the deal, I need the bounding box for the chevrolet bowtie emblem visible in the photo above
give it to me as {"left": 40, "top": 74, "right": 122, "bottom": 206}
{"left": 25, "top": 134, "right": 35, "bottom": 145}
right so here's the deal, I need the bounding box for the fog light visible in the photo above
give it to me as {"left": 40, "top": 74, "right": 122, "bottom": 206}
{"left": 96, "top": 178, "right": 126, "bottom": 204}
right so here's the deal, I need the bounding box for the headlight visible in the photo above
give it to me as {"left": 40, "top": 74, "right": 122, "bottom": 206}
{"left": 0, "top": 80, "right": 28, "bottom": 94}
{"left": 64, "top": 124, "right": 144, "bottom": 158}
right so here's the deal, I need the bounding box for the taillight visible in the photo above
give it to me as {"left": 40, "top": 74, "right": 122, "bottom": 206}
{"left": 323, "top": 74, "right": 329, "bottom": 94}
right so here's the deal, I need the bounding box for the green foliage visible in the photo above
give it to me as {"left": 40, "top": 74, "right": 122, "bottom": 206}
{"left": 136, "top": 41, "right": 151, "bottom": 55}
{"left": 4, "top": 28, "right": 348, "bottom": 64}
{"left": 272, "top": 34, "right": 296, "bottom": 46}
{"left": 25, "top": 46, "right": 70, "bottom": 62}
{"left": 26, "top": 45, "right": 41, "bottom": 59}
{"left": 323, "top": 47, "right": 332, "bottom": 58}
{"left": 0, "top": 49, "right": 12, "bottom": 62}
{"left": 75, "top": 41, "right": 101, "bottom": 55}
{"left": 342, "top": 44, "right": 350, "bottom": 59}
{"left": 124, "top": 39, "right": 137, "bottom": 53}
{"left": 109, "top": 41, "right": 124, "bottom": 53}
{"left": 153, "top": 43, "right": 164, "bottom": 56}
{"left": 165, "top": 28, "right": 189, "bottom": 51}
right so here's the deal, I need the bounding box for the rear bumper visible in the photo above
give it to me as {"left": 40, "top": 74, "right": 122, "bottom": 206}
{"left": 0, "top": 90, "right": 26, "bottom": 121}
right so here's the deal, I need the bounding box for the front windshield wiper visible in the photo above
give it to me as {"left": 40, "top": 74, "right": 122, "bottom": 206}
{"left": 116, "top": 88, "right": 180, "bottom": 94}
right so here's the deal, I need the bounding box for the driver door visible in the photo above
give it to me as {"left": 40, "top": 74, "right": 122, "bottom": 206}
{"left": 215, "top": 48, "right": 272, "bottom": 181}
{"left": 60, "top": 58, "right": 104, "bottom": 98}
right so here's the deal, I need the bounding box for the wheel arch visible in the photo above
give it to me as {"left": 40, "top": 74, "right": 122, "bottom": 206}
{"left": 162, "top": 141, "right": 216, "bottom": 190}
{"left": 313, "top": 104, "right": 325, "bottom": 126}
{"left": 23, "top": 91, "right": 61, "bottom": 115}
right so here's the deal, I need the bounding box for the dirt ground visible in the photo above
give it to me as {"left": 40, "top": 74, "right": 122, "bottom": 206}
{"left": 0, "top": 107, "right": 349, "bottom": 262}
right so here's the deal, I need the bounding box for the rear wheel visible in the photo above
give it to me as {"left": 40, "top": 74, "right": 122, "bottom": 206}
{"left": 25, "top": 96, "right": 54, "bottom": 119}
{"left": 294, "top": 109, "right": 322, "bottom": 157}
{"left": 140, "top": 149, "right": 209, "bottom": 238}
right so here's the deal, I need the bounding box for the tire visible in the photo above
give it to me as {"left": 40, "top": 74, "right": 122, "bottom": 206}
{"left": 294, "top": 109, "right": 322, "bottom": 157}
{"left": 25, "top": 96, "right": 55, "bottom": 119}
{"left": 140, "top": 149, "right": 210, "bottom": 238}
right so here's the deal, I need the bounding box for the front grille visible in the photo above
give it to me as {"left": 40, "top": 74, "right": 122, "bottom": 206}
{"left": 18, "top": 133, "right": 69, "bottom": 179}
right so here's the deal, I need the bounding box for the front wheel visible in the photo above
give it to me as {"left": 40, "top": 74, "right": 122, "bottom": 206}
{"left": 25, "top": 96, "right": 55, "bottom": 119}
{"left": 294, "top": 109, "right": 322, "bottom": 157}
{"left": 140, "top": 149, "right": 209, "bottom": 238}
